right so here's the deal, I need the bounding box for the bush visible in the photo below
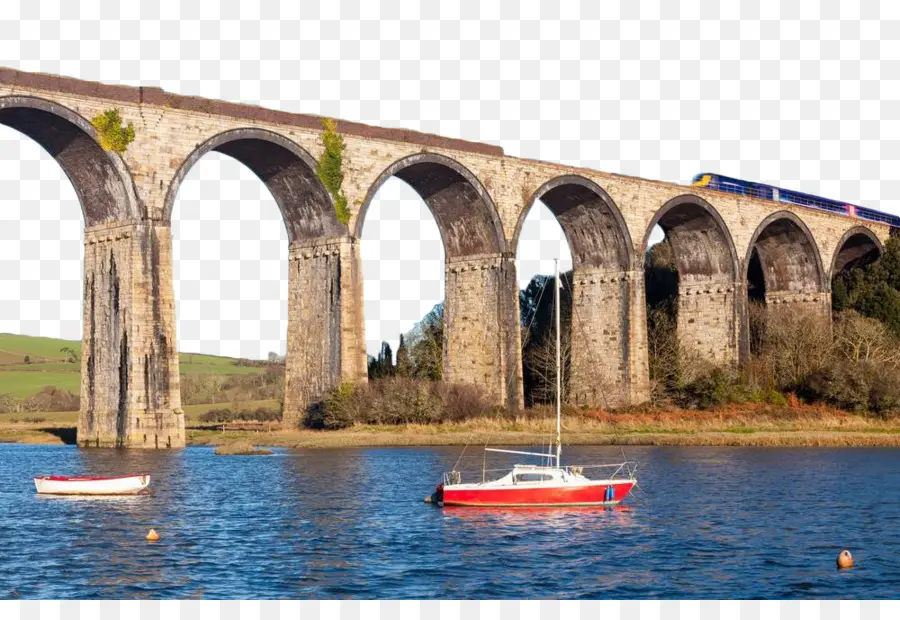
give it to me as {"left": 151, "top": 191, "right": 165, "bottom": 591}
{"left": 90, "top": 108, "right": 135, "bottom": 152}
{"left": 806, "top": 361, "right": 900, "bottom": 415}
{"left": 754, "top": 306, "right": 833, "bottom": 392}
{"left": 198, "top": 406, "right": 281, "bottom": 424}
{"left": 21, "top": 386, "right": 79, "bottom": 412}
{"left": 801, "top": 311, "right": 900, "bottom": 415}
{"left": 304, "top": 378, "right": 496, "bottom": 429}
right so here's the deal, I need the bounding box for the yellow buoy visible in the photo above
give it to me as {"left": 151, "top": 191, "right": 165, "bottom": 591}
{"left": 837, "top": 549, "right": 853, "bottom": 569}
{"left": 146, "top": 528, "right": 160, "bottom": 542}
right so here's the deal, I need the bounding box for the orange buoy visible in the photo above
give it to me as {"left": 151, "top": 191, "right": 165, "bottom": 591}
{"left": 146, "top": 528, "right": 160, "bottom": 542}
{"left": 837, "top": 549, "right": 853, "bottom": 569}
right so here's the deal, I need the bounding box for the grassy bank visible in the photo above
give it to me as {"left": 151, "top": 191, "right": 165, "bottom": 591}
{"left": 0, "top": 333, "right": 269, "bottom": 400}
{"left": 4, "top": 402, "right": 900, "bottom": 448}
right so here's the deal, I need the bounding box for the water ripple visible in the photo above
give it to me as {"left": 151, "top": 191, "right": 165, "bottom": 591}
{"left": 0, "top": 444, "right": 898, "bottom": 598}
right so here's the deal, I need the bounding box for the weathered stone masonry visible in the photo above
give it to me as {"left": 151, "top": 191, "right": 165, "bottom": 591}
{"left": 0, "top": 68, "right": 894, "bottom": 448}
{"left": 80, "top": 220, "right": 182, "bottom": 448}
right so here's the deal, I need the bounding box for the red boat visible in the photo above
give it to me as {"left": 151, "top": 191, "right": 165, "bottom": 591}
{"left": 434, "top": 460, "right": 636, "bottom": 507}
{"left": 429, "top": 260, "right": 638, "bottom": 508}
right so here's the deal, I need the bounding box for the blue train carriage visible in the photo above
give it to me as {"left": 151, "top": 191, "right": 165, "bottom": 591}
{"left": 691, "top": 173, "right": 900, "bottom": 229}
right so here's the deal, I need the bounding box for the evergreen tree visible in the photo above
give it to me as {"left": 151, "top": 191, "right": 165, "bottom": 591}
{"left": 368, "top": 342, "right": 395, "bottom": 380}
{"left": 396, "top": 334, "right": 412, "bottom": 377}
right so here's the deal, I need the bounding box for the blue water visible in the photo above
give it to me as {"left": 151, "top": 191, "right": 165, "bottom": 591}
{"left": 0, "top": 443, "right": 898, "bottom": 599}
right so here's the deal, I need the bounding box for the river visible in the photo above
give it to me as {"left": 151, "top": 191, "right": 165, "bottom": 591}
{"left": 0, "top": 444, "right": 897, "bottom": 598}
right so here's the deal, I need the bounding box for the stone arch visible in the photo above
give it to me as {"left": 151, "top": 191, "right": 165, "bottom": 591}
{"left": 642, "top": 194, "right": 740, "bottom": 280}
{"left": 831, "top": 225, "right": 883, "bottom": 277}
{"left": 744, "top": 211, "right": 826, "bottom": 295}
{"left": 512, "top": 175, "right": 638, "bottom": 408}
{"left": 643, "top": 194, "right": 741, "bottom": 368}
{"left": 354, "top": 152, "right": 506, "bottom": 257}
{"left": 354, "top": 152, "right": 517, "bottom": 408}
{"left": 0, "top": 95, "right": 139, "bottom": 225}
{"left": 163, "top": 128, "right": 342, "bottom": 242}
{"left": 514, "top": 175, "right": 633, "bottom": 271}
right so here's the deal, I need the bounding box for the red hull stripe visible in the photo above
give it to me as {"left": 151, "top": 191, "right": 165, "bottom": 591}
{"left": 34, "top": 474, "right": 148, "bottom": 481}
{"left": 441, "top": 481, "right": 634, "bottom": 506}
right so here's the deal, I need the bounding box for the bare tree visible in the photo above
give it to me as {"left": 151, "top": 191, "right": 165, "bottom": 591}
{"left": 523, "top": 330, "right": 571, "bottom": 405}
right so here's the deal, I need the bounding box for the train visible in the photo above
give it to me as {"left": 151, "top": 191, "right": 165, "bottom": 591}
{"left": 691, "top": 173, "right": 900, "bottom": 228}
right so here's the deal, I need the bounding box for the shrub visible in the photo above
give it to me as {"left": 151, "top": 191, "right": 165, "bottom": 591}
{"left": 750, "top": 305, "right": 833, "bottom": 392}
{"left": 802, "top": 311, "right": 900, "bottom": 415}
{"left": 199, "top": 408, "right": 234, "bottom": 423}
{"left": 675, "top": 368, "right": 739, "bottom": 410}
{"left": 306, "top": 383, "right": 361, "bottom": 429}
{"left": 305, "top": 378, "right": 496, "bottom": 429}
{"left": 199, "top": 407, "right": 281, "bottom": 424}
{"left": 90, "top": 109, "right": 135, "bottom": 152}
{"left": 22, "top": 386, "right": 79, "bottom": 412}
{"left": 439, "top": 383, "right": 494, "bottom": 421}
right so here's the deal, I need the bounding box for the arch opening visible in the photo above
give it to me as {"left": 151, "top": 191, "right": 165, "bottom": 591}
{"left": 515, "top": 176, "right": 633, "bottom": 408}
{"left": 0, "top": 120, "right": 84, "bottom": 374}
{"left": 747, "top": 215, "right": 824, "bottom": 296}
{"left": 743, "top": 213, "right": 828, "bottom": 359}
{"left": 830, "top": 227, "right": 885, "bottom": 316}
{"left": 170, "top": 152, "right": 290, "bottom": 362}
{"left": 832, "top": 229, "right": 882, "bottom": 276}
{"left": 165, "top": 130, "right": 340, "bottom": 242}
{"left": 0, "top": 97, "right": 135, "bottom": 226}
{"left": 515, "top": 198, "right": 573, "bottom": 407}
{"left": 356, "top": 153, "right": 514, "bottom": 407}
{"left": 359, "top": 176, "right": 445, "bottom": 366}
{"left": 356, "top": 154, "right": 506, "bottom": 258}
{"left": 643, "top": 196, "right": 740, "bottom": 376}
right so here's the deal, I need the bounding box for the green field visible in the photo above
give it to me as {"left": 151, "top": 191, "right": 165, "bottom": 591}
{"left": 179, "top": 363, "right": 265, "bottom": 375}
{"left": 0, "top": 372, "right": 82, "bottom": 397}
{"left": 0, "top": 333, "right": 81, "bottom": 364}
{"left": 0, "top": 333, "right": 268, "bottom": 398}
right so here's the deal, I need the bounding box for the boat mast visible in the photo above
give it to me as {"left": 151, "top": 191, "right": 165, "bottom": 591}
{"left": 555, "top": 258, "right": 562, "bottom": 469}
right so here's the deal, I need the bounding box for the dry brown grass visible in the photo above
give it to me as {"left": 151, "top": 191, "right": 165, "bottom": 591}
{"left": 3, "top": 401, "right": 900, "bottom": 449}
{"left": 213, "top": 440, "right": 272, "bottom": 455}
{"left": 186, "top": 401, "right": 900, "bottom": 448}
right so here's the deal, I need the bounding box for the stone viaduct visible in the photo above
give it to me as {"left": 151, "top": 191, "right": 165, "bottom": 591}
{"left": 0, "top": 68, "right": 891, "bottom": 448}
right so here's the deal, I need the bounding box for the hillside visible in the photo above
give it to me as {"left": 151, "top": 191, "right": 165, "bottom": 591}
{"left": 0, "top": 333, "right": 268, "bottom": 398}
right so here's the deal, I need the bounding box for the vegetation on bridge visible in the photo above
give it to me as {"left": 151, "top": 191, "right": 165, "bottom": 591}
{"left": 90, "top": 108, "right": 135, "bottom": 153}
{"left": 316, "top": 118, "right": 351, "bottom": 226}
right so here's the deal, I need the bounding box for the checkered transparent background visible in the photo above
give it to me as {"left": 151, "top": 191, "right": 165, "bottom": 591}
{"left": 3, "top": 1, "right": 897, "bottom": 361}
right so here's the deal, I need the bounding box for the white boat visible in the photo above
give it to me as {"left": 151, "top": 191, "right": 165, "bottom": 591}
{"left": 431, "top": 259, "right": 638, "bottom": 508}
{"left": 33, "top": 474, "right": 150, "bottom": 495}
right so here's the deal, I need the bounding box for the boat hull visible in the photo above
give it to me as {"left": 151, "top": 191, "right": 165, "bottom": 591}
{"left": 33, "top": 474, "right": 150, "bottom": 496}
{"left": 439, "top": 480, "right": 634, "bottom": 507}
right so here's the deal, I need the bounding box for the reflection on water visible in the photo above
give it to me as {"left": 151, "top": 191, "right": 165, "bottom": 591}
{"left": 0, "top": 444, "right": 897, "bottom": 598}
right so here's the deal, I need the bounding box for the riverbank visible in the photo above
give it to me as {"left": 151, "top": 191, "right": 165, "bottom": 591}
{"left": 3, "top": 402, "right": 900, "bottom": 447}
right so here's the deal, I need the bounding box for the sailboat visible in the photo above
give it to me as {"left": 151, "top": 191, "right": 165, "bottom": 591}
{"left": 430, "top": 259, "right": 637, "bottom": 507}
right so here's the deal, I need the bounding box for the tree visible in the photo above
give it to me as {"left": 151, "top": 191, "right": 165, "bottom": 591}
{"left": 405, "top": 303, "right": 444, "bottom": 380}
{"left": 367, "top": 341, "right": 395, "bottom": 380}
{"left": 59, "top": 347, "right": 78, "bottom": 364}
{"left": 395, "top": 334, "right": 412, "bottom": 377}
{"left": 519, "top": 273, "right": 572, "bottom": 406}
{"left": 833, "top": 237, "right": 900, "bottom": 337}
